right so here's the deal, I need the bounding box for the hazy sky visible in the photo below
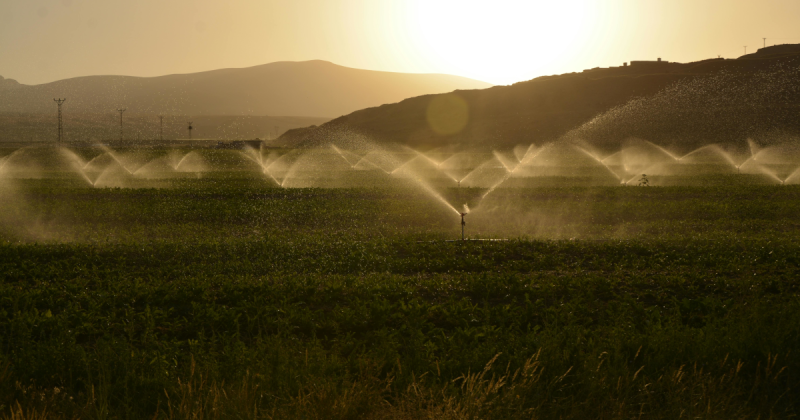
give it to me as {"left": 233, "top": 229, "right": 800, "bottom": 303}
{"left": 1, "top": 0, "right": 799, "bottom": 86}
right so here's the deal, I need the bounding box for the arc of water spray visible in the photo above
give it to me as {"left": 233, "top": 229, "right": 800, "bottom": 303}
{"left": 783, "top": 166, "right": 800, "bottom": 185}
{"left": 0, "top": 156, "right": 10, "bottom": 174}
{"left": 731, "top": 146, "right": 788, "bottom": 183}
{"left": 262, "top": 153, "right": 293, "bottom": 186}
{"left": 439, "top": 152, "right": 500, "bottom": 186}
{"left": 513, "top": 143, "right": 536, "bottom": 163}
{"left": 621, "top": 161, "right": 669, "bottom": 186}
{"left": 753, "top": 164, "right": 785, "bottom": 184}
{"left": 240, "top": 145, "right": 264, "bottom": 167}
{"left": 623, "top": 172, "right": 646, "bottom": 186}
{"left": 404, "top": 175, "right": 461, "bottom": 215}
{"left": 574, "top": 146, "right": 624, "bottom": 181}
{"left": 640, "top": 139, "right": 681, "bottom": 161}
{"left": 238, "top": 146, "right": 284, "bottom": 185}
{"left": 354, "top": 156, "right": 392, "bottom": 174}
{"left": 736, "top": 156, "right": 756, "bottom": 172}
{"left": 268, "top": 149, "right": 305, "bottom": 188}
{"left": 57, "top": 148, "right": 96, "bottom": 186}
{"left": 361, "top": 146, "right": 461, "bottom": 215}
{"left": 91, "top": 165, "right": 121, "bottom": 188}
{"left": 480, "top": 143, "right": 551, "bottom": 200}
{"left": 492, "top": 150, "right": 520, "bottom": 173}
{"left": 518, "top": 143, "right": 547, "bottom": 166}
{"left": 351, "top": 148, "right": 406, "bottom": 175}
{"left": 402, "top": 145, "right": 445, "bottom": 169}
{"left": 264, "top": 162, "right": 283, "bottom": 186}
{"left": 748, "top": 139, "right": 760, "bottom": 160}
{"left": 172, "top": 151, "right": 198, "bottom": 172}
{"left": 279, "top": 161, "right": 300, "bottom": 188}
{"left": 454, "top": 155, "right": 510, "bottom": 187}
{"left": 0, "top": 149, "right": 25, "bottom": 172}
{"left": 81, "top": 154, "right": 106, "bottom": 171}
{"left": 437, "top": 155, "right": 463, "bottom": 184}
{"left": 98, "top": 145, "right": 136, "bottom": 174}
{"left": 390, "top": 147, "right": 447, "bottom": 176}
{"left": 330, "top": 145, "right": 362, "bottom": 168}
{"left": 390, "top": 155, "right": 425, "bottom": 175}
{"left": 677, "top": 145, "right": 735, "bottom": 167}
{"left": 600, "top": 151, "right": 622, "bottom": 166}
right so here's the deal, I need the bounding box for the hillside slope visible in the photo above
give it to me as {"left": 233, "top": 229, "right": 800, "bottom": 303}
{"left": 0, "top": 61, "right": 491, "bottom": 118}
{"left": 280, "top": 46, "right": 800, "bottom": 152}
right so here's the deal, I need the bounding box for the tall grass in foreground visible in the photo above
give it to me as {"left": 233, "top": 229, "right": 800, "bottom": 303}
{"left": 2, "top": 350, "right": 794, "bottom": 419}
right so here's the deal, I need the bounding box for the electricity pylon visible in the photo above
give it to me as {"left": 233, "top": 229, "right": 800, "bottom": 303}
{"left": 117, "top": 108, "right": 126, "bottom": 141}
{"left": 54, "top": 98, "right": 66, "bottom": 144}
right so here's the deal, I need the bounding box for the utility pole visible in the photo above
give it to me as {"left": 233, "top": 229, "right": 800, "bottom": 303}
{"left": 54, "top": 98, "right": 66, "bottom": 144}
{"left": 117, "top": 108, "right": 126, "bottom": 142}
{"left": 763, "top": 38, "right": 766, "bottom": 48}
{"left": 187, "top": 121, "right": 193, "bottom": 140}
{"left": 158, "top": 115, "right": 164, "bottom": 141}
{"left": 744, "top": 46, "right": 747, "bottom": 55}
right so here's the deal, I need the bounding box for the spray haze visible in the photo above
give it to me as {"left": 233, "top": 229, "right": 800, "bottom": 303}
{"left": 2, "top": 130, "right": 800, "bottom": 243}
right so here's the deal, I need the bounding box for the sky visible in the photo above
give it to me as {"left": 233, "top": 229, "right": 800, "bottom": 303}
{"left": 1, "top": 0, "right": 799, "bottom": 86}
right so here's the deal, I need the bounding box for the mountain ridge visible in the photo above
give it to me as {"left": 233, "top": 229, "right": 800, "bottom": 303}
{"left": 0, "top": 60, "right": 492, "bottom": 118}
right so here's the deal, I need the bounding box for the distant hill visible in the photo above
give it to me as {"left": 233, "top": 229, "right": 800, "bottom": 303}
{"left": 280, "top": 47, "right": 800, "bottom": 152}
{"left": 0, "top": 61, "right": 491, "bottom": 118}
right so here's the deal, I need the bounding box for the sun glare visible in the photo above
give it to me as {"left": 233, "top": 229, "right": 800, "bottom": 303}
{"left": 401, "top": 0, "right": 598, "bottom": 85}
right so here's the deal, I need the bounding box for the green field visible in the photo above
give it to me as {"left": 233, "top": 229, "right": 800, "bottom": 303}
{"left": 0, "top": 146, "right": 799, "bottom": 419}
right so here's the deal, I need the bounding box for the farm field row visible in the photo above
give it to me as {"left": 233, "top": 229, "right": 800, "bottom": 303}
{"left": 0, "top": 180, "right": 798, "bottom": 418}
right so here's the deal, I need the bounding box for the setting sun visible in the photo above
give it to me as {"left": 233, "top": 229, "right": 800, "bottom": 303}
{"left": 401, "top": 0, "right": 598, "bottom": 84}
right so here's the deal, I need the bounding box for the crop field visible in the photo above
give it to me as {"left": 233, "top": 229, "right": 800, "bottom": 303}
{"left": 0, "top": 144, "right": 799, "bottom": 419}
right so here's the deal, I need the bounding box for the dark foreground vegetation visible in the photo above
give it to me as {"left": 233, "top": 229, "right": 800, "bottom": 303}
{"left": 0, "top": 178, "right": 798, "bottom": 419}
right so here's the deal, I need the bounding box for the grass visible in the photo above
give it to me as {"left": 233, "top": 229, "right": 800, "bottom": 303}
{"left": 0, "top": 176, "right": 798, "bottom": 419}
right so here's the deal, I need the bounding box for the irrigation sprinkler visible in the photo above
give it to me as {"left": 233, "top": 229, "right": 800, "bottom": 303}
{"left": 460, "top": 212, "right": 467, "bottom": 241}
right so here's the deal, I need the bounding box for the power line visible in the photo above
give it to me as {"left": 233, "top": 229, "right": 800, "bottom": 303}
{"left": 54, "top": 98, "right": 66, "bottom": 144}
